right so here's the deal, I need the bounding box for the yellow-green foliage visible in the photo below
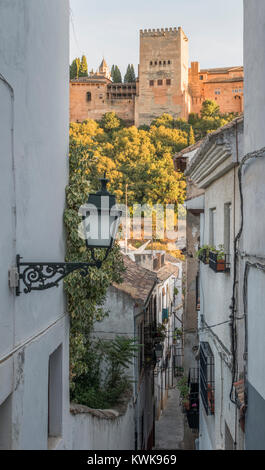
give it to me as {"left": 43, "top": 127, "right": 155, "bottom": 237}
{"left": 69, "top": 113, "right": 187, "bottom": 208}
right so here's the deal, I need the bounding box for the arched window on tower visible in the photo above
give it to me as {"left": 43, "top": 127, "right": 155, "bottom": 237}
{"left": 86, "top": 91, "right": 91, "bottom": 102}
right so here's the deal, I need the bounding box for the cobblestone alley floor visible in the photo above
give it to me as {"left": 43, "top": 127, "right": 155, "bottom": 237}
{"left": 154, "top": 383, "right": 197, "bottom": 450}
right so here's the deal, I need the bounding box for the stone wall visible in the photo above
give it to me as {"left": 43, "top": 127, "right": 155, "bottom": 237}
{"left": 69, "top": 395, "right": 135, "bottom": 450}
{"left": 70, "top": 81, "right": 135, "bottom": 124}
{"left": 135, "top": 28, "right": 189, "bottom": 127}
{"left": 189, "top": 61, "right": 244, "bottom": 115}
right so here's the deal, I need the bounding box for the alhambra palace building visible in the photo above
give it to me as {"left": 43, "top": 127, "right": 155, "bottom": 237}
{"left": 70, "top": 27, "right": 244, "bottom": 126}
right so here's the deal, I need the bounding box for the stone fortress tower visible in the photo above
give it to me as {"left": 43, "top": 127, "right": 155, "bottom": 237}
{"left": 135, "top": 27, "right": 190, "bottom": 127}
{"left": 69, "top": 26, "right": 243, "bottom": 125}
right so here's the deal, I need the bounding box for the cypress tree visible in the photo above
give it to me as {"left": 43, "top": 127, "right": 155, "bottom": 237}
{"left": 188, "top": 126, "right": 195, "bottom": 146}
{"left": 111, "top": 65, "right": 115, "bottom": 82}
{"left": 70, "top": 58, "right": 81, "bottom": 79}
{"left": 130, "top": 64, "right": 136, "bottom": 82}
{"left": 79, "top": 55, "right": 88, "bottom": 77}
{"left": 124, "top": 64, "right": 136, "bottom": 83}
{"left": 124, "top": 64, "right": 131, "bottom": 83}
{"left": 115, "top": 65, "right": 122, "bottom": 83}
{"left": 111, "top": 65, "right": 122, "bottom": 83}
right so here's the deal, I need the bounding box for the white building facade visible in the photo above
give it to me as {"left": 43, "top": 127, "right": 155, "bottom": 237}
{"left": 185, "top": 118, "right": 245, "bottom": 450}
{"left": 242, "top": 0, "right": 265, "bottom": 449}
{"left": 0, "top": 0, "right": 69, "bottom": 450}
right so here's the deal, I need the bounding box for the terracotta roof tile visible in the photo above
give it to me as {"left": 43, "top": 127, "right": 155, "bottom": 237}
{"left": 156, "top": 262, "right": 179, "bottom": 281}
{"left": 112, "top": 255, "right": 157, "bottom": 305}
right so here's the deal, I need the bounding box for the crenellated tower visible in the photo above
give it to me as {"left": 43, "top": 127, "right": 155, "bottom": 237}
{"left": 135, "top": 27, "right": 190, "bottom": 126}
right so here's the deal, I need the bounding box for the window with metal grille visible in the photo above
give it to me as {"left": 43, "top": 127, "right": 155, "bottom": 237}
{"left": 200, "top": 342, "right": 215, "bottom": 415}
{"left": 157, "top": 80, "right": 163, "bottom": 86}
{"left": 196, "top": 273, "right": 200, "bottom": 311}
{"left": 149, "top": 80, "right": 154, "bottom": 87}
{"left": 166, "top": 79, "right": 171, "bottom": 86}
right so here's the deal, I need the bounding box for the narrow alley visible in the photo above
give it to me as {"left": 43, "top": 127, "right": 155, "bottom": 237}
{"left": 154, "top": 381, "right": 197, "bottom": 450}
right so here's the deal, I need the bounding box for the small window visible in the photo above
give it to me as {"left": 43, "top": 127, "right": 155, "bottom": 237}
{"left": 200, "top": 342, "right": 215, "bottom": 415}
{"left": 157, "top": 79, "right": 163, "bottom": 86}
{"left": 149, "top": 80, "right": 154, "bottom": 87}
{"left": 200, "top": 75, "right": 204, "bottom": 80}
{"left": 209, "top": 208, "right": 216, "bottom": 246}
{"left": 48, "top": 345, "right": 63, "bottom": 445}
{"left": 155, "top": 61, "right": 157, "bottom": 65}
{"left": 0, "top": 395, "right": 12, "bottom": 450}
{"left": 86, "top": 91, "right": 91, "bottom": 102}
{"left": 150, "top": 61, "right": 153, "bottom": 66}
{"left": 168, "top": 60, "right": 171, "bottom": 65}
{"left": 163, "top": 60, "right": 166, "bottom": 65}
{"left": 159, "top": 61, "right": 162, "bottom": 65}
{"left": 224, "top": 203, "right": 231, "bottom": 255}
{"left": 166, "top": 79, "right": 171, "bottom": 86}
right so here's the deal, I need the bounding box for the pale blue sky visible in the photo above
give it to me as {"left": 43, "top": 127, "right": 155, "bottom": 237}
{"left": 70, "top": 0, "right": 243, "bottom": 76}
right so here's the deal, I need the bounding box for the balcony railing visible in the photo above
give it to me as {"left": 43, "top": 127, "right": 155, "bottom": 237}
{"left": 196, "top": 273, "right": 200, "bottom": 311}
{"left": 186, "top": 368, "right": 199, "bottom": 430}
{"left": 209, "top": 251, "right": 230, "bottom": 273}
{"left": 200, "top": 342, "right": 215, "bottom": 415}
{"left": 198, "top": 248, "right": 208, "bottom": 264}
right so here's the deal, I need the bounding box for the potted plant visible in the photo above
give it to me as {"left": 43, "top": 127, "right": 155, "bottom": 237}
{"left": 196, "top": 245, "right": 215, "bottom": 264}
{"left": 173, "top": 327, "right": 182, "bottom": 345}
{"left": 209, "top": 244, "right": 228, "bottom": 272}
{"left": 177, "top": 376, "right": 190, "bottom": 411}
{"left": 153, "top": 323, "right": 167, "bottom": 344}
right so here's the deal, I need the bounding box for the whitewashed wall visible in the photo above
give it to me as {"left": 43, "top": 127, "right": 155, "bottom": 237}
{"left": 243, "top": 0, "right": 265, "bottom": 449}
{"left": 69, "top": 400, "right": 135, "bottom": 450}
{"left": 0, "top": 0, "right": 69, "bottom": 449}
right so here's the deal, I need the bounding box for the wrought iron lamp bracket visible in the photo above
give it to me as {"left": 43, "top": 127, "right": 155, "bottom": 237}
{"left": 15, "top": 248, "right": 110, "bottom": 296}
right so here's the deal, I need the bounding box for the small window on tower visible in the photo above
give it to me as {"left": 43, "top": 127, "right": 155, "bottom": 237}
{"left": 155, "top": 61, "right": 157, "bottom": 65}
{"left": 168, "top": 60, "right": 171, "bottom": 65}
{"left": 150, "top": 61, "right": 153, "bottom": 66}
{"left": 159, "top": 61, "right": 162, "bottom": 65}
{"left": 200, "top": 75, "right": 204, "bottom": 80}
{"left": 149, "top": 80, "right": 154, "bottom": 87}
{"left": 163, "top": 61, "right": 166, "bottom": 65}
{"left": 157, "top": 80, "right": 163, "bottom": 86}
{"left": 86, "top": 91, "right": 91, "bottom": 102}
{"left": 166, "top": 79, "right": 171, "bottom": 86}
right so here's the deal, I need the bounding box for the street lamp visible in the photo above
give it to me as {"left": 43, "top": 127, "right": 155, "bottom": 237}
{"left": 83, "top": 175, "right": 121, "bottom": 249}
{"left": 11, "top": 176, "right": 121, "bottom": 295}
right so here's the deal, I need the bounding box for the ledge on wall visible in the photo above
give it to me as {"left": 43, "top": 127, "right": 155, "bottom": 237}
{"left": 70, "top": 389, "right": 133, "bottom": 420}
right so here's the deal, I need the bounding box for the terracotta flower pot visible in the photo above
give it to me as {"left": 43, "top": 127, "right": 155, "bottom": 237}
{"left": 216, "top": 259, "right": 225, "bottom": 271}
{"left": 183, "top": 399, "right": 190, "bottom": 411}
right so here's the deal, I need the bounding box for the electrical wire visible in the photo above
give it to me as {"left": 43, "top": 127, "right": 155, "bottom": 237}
{"left": 91, "top": 320, "right": 232, "bottom": 337}
{"left": 229, "top": 146, "right": 265, "bottom": 404}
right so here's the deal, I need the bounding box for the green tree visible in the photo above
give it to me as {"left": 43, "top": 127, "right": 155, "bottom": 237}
{"left": 188, "top": 100, "right": 238, "bottom": 141}
{"left": 64, "top": 139, "right": 125, "bottom": 398}
{"left": 124, "top": 64, "right": 136, "bottom": 83}
{"left": 69, "top": 113, "right": 187, "bottom": 208}
{"left": 79, "top": 55, "right": 88, "bottom": 77}
{"left": 111, "top": 65, "right": 122, "bottom": 83}
{"left": 188, "top": 126, "right": 195, "bottom": 146}
{"left": 111, "top": 65, "right": 115, "bottom": 81}
{"left": 99, "top": 112, "right": 123, "bottom": 132}
{"left": 200, "top": 99, "right": 220, "bottom": 118}
{"left": 70, "top": 57, "right": 81, "bottom": 80}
